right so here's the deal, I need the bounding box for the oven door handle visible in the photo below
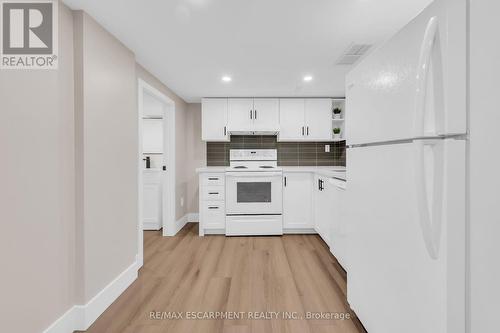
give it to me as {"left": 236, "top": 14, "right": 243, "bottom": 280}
{"left": 226, "top": 172, "right": 283, "bottom": 177}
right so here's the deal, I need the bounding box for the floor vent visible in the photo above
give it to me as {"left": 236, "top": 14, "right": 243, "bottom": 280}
{"left": 336, "top": 44, "right": 372, "bottom": 65}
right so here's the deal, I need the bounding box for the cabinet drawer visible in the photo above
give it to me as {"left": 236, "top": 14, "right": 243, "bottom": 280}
{"left": 201, "top": 173, "right": 225, "bottom": 187}
{"left": 202, "top": 186, "right": 225, "bottom": 201}
{"left": 201, "top": 202, "right": 225, "bottom": 229}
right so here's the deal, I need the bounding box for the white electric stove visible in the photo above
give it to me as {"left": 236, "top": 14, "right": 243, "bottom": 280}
{"left": 225, "top": 149, "right": 283, "bottom": 236}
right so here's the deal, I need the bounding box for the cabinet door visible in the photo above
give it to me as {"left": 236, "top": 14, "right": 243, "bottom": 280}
{"left": 228, "top": 98, "right": 254, "bottom": 132}
{"left": 305, "top": 99, "right": 333, "bottom": 141}
{"left": 202, "top": 98, "right": 229, "bottom": 141}
{"left": 278, "top": 99, "right": 305, "bottom": 141}
{"left": 314, "top": 175, "right": 331, "bottom": 246}
{"left": 283, "top": 172, "right": 313, "bottom": 229}
{"left": 253, "top": 98, "right": 279, "bottom": 132}
{"left": 320, "top": 179, "right": 333, "bottom": 247}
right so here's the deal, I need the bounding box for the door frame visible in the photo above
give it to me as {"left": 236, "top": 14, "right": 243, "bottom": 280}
{"left": 137, "top": 79, "right": 176, "bottom": 268}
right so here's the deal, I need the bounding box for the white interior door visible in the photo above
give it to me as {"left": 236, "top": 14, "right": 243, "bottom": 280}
{"left": 278, "top": 99, "right": 305, "bottom": 141}
{"left": 143, "top": 172, "right": 162, "bottom": 230}
{"left": 252, "top": 98, "right": 279, "bottom": 132}
{"left": 345, "top": 139, "right": 465, "bottom": 333}
{"left": 142, "top": 119, "right": 163, "bottom": 153}
{"left": 228, "top": 98, "right": 254, "bottom": 132}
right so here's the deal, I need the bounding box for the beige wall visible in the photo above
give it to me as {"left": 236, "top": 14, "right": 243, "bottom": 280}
{"left": 0, "top": 3, "right": 202, "bottom": 331}
{"left": 136, "top": 65, "right": 191, "bottom": 220}
{"left": 186, "top": 103, "right": 206, "bottom": 213}
{"left": 0, "top": 3, "right": 76, "bottom": 333}
{"left": 73, "top": 11, "right": 138, "bottom": 302}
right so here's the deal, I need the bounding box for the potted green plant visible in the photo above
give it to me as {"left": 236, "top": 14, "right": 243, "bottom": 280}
{"left": 333, "top": 127, "right": 341, "bottom": 139}
{"left": 333, "top": 107, "right": 342, "bottom": 119}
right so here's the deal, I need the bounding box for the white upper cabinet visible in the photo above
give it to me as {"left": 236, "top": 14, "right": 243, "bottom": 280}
{"left": 305, "top": 99, "right": 333, "bottom": 141}
{"left": 228, "top": 98, "right": 254, "bottom": 132}
{"left": 228, "top": 98, "right": 279, "bottom": 133}
{"left": 202, "top": 98, "right": 229, "bottom": 142}
{"left": 278, "top": 99, "right": 305, "bottom": 141}
{"left": 202, "top": 97, "right": 339, "bottom": 141}
{"left": 252, "top": 98, "right": 279, "bottom": 132}
{"left": 279, "top": 98, "right": 334, "bottom": 142}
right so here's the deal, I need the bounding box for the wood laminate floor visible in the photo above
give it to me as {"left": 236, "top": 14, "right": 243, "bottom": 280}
{"left": 81, "top": 223, "right": 366, "bottom": 333}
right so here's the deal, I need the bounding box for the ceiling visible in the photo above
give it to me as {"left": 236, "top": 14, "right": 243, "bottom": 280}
{"left": 63, "top": 0, "right": 432, "bottom": 102}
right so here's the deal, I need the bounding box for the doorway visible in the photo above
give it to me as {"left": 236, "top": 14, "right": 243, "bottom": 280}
{"left": 137, "top": 79, "right": 176, "bottom": 268}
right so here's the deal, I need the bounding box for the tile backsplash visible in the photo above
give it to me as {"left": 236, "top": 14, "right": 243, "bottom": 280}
{"left": 207, "top": 135, "right": 346, "bottom": 167}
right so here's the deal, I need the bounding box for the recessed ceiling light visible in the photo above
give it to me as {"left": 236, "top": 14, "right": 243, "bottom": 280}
{"left": 222, "top": 76, "right": 232, "bottom": 82}
{"left": 303, "top": 75, "right": 313, "bottom": 82}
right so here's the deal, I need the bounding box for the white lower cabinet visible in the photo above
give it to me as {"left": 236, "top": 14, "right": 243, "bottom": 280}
{"left": 314, "top": 175, "right": 333, "bottom": 247}
{"left": 201, "top": 202, "right": 225, "bottom": 229}
{"left": 143, "top": 170, "right": 162, "bottom": 230}
{"left": 199, "top": 173, "right": 225, "bottom": 235}
{"left": 329, "top": 178, "right": 347, "bottom": 268}
{"left": 283, "top": 172, "right": 314, "bottom": 231}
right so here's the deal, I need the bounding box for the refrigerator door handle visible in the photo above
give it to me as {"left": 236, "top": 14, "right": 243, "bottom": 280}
{"left": 414, "top": 16, "right": 444, "bottom": 137}
{"left": 414, "top": 139, "right": 445, "bottom": 260}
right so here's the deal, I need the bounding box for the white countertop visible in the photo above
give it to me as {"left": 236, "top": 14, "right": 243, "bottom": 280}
{"left": 281, "top": 166, "right": 346, "bottom": 180}
{"left": 196, "top": 165, "right": 346, "bottom": 180}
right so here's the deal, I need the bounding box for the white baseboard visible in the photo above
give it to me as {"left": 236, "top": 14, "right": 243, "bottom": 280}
{"left": 173, "top": 214, "right": 188, "bottom": 235}
{"left": 187, "top": 212, "right": 199, "bottom": 223}
{"left": 143, "top": 221, "right": 162, "bottom": 230}
{"left": 43, "top": 259, "right": 139, "bottom": 333}
{"left": 42, "top": 307, "right": 80, "bottom": 333}
{"left": 283, "top": 228, "right": 317, "bottom": 234}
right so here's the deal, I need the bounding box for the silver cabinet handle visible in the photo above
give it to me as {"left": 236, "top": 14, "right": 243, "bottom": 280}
{"left": 250, "top": 110, "right": 253, "bottom": 119}
{"left": 208, "top": 206, "right": 219, "bottom": 210}
{"left": 307, "top": 126, "right": 309, "bottom": 136}
{"left": 208, "top": 177, "right": 219, "bottom": 180}
{"left": 208, "top": 192, "right": 219, "bottom": 195}
{"left": 254, "top": 110, "right": 257, "bottom": 119}
{"left": 302, "top": 126, "right": 305, "bottom": 136}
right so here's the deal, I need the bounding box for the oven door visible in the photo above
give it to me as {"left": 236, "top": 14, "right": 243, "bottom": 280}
{"left": 225, "top": 172, "right": 283, "bottom": 215}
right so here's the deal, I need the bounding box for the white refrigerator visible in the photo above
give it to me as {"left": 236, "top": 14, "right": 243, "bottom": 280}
{"left": 344, "top": 0, "right": 467, "bottom": 332}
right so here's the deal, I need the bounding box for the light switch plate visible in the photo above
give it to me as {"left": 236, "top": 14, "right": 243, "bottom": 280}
{"left": 325, "top": 144, "right": 330, "bottom": 153}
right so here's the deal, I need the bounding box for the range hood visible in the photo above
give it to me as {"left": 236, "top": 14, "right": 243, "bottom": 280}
{"left": 228, "top": 130, "right": 279, "bottom": 136}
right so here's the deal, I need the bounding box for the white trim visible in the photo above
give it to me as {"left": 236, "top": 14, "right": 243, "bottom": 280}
{"left": 138, "top": 79, "right": 176, "bottom": 265}
{"left": 43, "top": 259, "right": 139, "bottom": 333}
{"left": 283, "top": 228, "right": 317, "bottom": 234}
{"left": 143, "top": 221, "right": 162, "bottom": 230}
{"left": 187, "top": 212, "right": 199, "bottom": 223}
{"left": 171, "top": 214, "right": 188, "bottom": 236}
{"left": 42, "top": 307, "right": 79, "bottom": 333}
